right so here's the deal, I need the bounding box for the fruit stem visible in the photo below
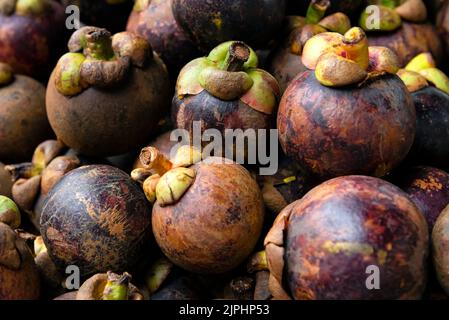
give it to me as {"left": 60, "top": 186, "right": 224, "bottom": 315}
{"left": 305, "top": 0, "right": 330, "bottom": 24}
{"left": 341, "top": 27, "right": 369, "bottom": 70}
{"left": 83, "top": 28, "right": 115, "bottom": 61}
{"left": 222, "top": 41, "right": 251, "bottom": 72}
{"left": 140, "top": 147, "right": 173, "bottom": 176}
{"left": 102, "top": 271, "right": 131, "bottom": 300}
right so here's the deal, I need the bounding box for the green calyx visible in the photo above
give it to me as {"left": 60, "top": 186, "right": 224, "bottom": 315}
{"left": 15, "top": 0, "right": 50, "bottom": 16}
{"left": 0, "top": 63, "right": 13, "bottom": 86}
{"left": 55, "top": 27, "right": 148, "bottom": 96}
{"left": 360, "top": 5, "right": 402, "bottom": 32}
{"left": 176, "top": 41, "right": 280, "bottom": 114}
{"left": 0, "top": 196, "right": 21, "bottom": 229}
{"left": 306, "top": 0, "right": 330, "bottom": 24}
{"left": 102, "top": 272, "right": 131, "bottom": 300}
{"left": 54, "top": 53, "right": 87, "bottom": 96}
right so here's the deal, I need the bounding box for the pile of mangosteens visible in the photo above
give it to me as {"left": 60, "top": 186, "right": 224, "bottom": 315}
{"left": 2, "top": 0, "right": 449, "bottom": 302}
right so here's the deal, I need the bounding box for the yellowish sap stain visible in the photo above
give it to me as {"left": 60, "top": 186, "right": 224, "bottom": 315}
{"left": 322, "top": 241, "right": 374, "bottom": 256}
{"left": 377, "top": 250, "right": 388, "bottom": 265}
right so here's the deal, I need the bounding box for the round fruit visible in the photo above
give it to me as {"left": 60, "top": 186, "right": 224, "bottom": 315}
{"left": 278, "top": 71, "right": 415, "bottom": 180}
{"left": 46, "top": 27, "right": 171, "bottom": 157}
{"left": 392, "top": 166, "right": 449, "bottom": 232}
{"left": 172, "top": 0, "right": 286, "bottom": 52}
{"left": 265, "top": 175, "right": 428, "bottom": 300}
{"left": 40, "top": 165, "right": 152, "bottom": 277}
{"left": 0, "top": 0, "right": 66, "bottom": 79}
{"left": 127, "top": 0, "right": 200, "bottom": 78}
{"left": 0, "top": 63, "right": 53, "bottom": 162}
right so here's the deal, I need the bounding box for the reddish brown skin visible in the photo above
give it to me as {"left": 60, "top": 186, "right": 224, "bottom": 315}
{"left": 0, "top": 1, "right": 66, "bottom": 80}
{"left": 126, "top": 0, "right": 200, "bottom": 78}
{"left": 172, "top": 91, "right": 273, "bottom": 158}
{"left": 432, "top": 206, "right": 449, "bottom": 295}
{"left": 368, "top": 22, "right": 443, "bottom": 67}
{"left": 0, "top": 75, "right": 54, "bottom": 162}
{"left": 283, "top": 176, "right": 428, "bottom": 300}
{"left": 278, "top": 71, "right": 416, "bottom": 180}
{"left": 268, "top": 31, "right": 307, "bottom": 93}
{"left": 172, "top": 0, "right": 286, "bottom": 52}
{"left": 0, "top": 223, "right": 41, "bottom": 300}
{"left": 407, "top": 87, "right": 449, "bottom": 166}
{"left": 62, "top": 0, "right": 133, "bottom": 33}
{"left": 39, "top": 165, "right": 153, "bottom": 277}
{"left": 152, "top": 158, "right": 265, "bottom": 274}
{"left": 0, "top": 163, "right": 12, "bottom": 197}
{"left": 46, "top": 55, "right": 171, "bottom": 157}
{"left": 392, "top": 166, "right": 449, "bottom": 232}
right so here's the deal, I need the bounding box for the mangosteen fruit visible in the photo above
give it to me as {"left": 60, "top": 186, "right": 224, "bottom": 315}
{"left": 397, "top": 53, "right": 449, "bottom": 166}
{"left": 46, "top": 27, "right": 171, "bottom": 157}
{"left": 172, "top": 0, "right": 286, "bottom": 52}
{"left": 5, "top": 140, "right": 80, "bottom": 229}
{"left": 132, "top": 146, "right": 265, "bottom": 274}
{"left": 76, "top": 271, "right": 144, "bottom": 300}
{"left": 265, "top": 175, "right": 428, "bottom": 300}
{"left": 0, "top": 63, "right": 53, "bottom": 163}
{"left": 0, "top": 163, "right": 13, "bottom": 197}
{"left": 40, "top": 165, "right": 153, "bottom": 277}
{"left": 172, "top": 41, "right": 280, "bottom": 160}
{"left": 270, "top": 1, "right": 352, "bottom": 92}
{"left": 126, "top": 0, "right": 200, "bottom": 78}
{"left": 279, "top": 28, "right": 415, "bottom": 180}
{"left": 359, "top": 0, "right": 443, "bottom": 67}
{"left": 61, "top": 0, "right": 133, "bottom": 33}
{"left": 0, "top": 0, "right": 66, "bottom": 79}
{"left": 432, "top": 205, "right": 449, "bottom": 295}
{"left": 0, "top": 222, "right": 40, "bottom": 299}
{"left": 391, "top": 166, "right": 449, "bottom": 232}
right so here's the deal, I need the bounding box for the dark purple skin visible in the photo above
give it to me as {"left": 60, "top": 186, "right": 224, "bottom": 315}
{"left": 392, "top": 166, "right": 449, "bottom": 232}
{"left": 127, "top": 0, "right": 200, "bottom": 79}
{"left": 172, "top": 0, "right": 287, "bottom": 52}
{"left": 406, "top": 87, "right": 449, "bottom": 167}
{"left": 284, "top": 176, "right": 428, "bottom": 300}
{"left": 39, "top": 165, "right": 152, "bottom": 277}
{"left": 0, "top": 1, "right": 66, "bottom": 80}
{"left": 172, "top": 90, "right": 273, "bottom": 158}
{"left": 278, "top": 71, "right": 416, "bottom": 180}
